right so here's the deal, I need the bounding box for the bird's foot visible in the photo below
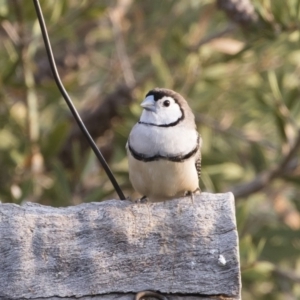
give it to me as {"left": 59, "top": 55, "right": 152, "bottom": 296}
{"left": 184, "top": 188, "right": 201, "bottom": 204}
{"left": 184, "top": 191, "right": 194, "bottom": 204}
{"left": 135, "top": 195, "right": 149, "bottom": 204}
{"left": 126, "top": 196, "right": 132, "bottom": 201}
{"left": 194, "top": 187, "right": 201, "bottom": 195}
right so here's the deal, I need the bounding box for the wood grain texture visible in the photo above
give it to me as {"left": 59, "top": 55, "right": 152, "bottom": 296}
{"left": 0, "top": 192, "right": 240, "bottom": 300}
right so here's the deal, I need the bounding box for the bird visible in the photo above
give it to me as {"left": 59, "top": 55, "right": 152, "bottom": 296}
{"left": 126, "top": 87, "right": 201, "bottom": 203}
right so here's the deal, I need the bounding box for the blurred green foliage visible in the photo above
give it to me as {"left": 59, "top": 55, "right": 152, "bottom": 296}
{"left": 0, "top": 0, "right": 300, "bottom": 299}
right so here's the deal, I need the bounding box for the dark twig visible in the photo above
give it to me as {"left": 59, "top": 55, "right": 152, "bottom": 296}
{"left": 32, "top": 0, "right": 125, "bottom": 200}
{"left": 273, "top": 266, "right": 300, "bottom": 283}
{"left": 58, "top": 67, "right": 153, "bottom": 168}
{"left": 231, "top": 130, "right": 300, "bottom": 198}
{"left": 190, "top": 23, "right": 237, "bottom": 51}
{"left": 59, "top": 85, "right": 133, "bottom": 167}
{"left": 216, "top": 0, "right": 258, "bottom": 27}
{"left": 196, "top": 113, "right": 276, "bottom": 150}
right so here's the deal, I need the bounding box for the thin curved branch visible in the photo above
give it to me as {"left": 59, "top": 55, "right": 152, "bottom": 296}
{"left": 58, "top": 84, "right": 133, "bottom": 168}
{"left": 33, "top": 0, "right": 125, "bottom": 199}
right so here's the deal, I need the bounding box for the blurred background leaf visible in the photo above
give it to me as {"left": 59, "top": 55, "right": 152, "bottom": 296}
{"left": 0, "top": 0, "right": 300, "bottom": 299}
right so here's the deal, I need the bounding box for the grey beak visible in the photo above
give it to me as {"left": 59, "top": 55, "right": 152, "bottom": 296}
{"left": 141, "top": 96, "right": 156, "bottom": 112}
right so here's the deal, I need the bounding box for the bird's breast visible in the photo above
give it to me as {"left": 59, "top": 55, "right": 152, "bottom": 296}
{"left": 128, "top": 123, "right": 198, "bottom": 158}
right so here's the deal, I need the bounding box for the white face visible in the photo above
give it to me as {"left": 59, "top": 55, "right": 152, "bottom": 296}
{"left": 139, "top": 95, "right": 183, "bottom": 126}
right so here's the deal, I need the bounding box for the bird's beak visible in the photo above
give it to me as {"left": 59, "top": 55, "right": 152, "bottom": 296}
{"left": 141, "top": 96, "right": 156, "bottom": 112}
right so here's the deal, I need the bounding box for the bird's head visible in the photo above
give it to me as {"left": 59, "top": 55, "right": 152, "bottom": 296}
{"left": 139, "top": 88, "right": 189, "bottom": 127}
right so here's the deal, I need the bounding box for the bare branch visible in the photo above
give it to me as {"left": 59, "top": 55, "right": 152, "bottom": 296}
{"left": 1, "top": 20, "right": 20, "bottom": 45}
{"left": 196, "top": 113, "right": 276, "bottom": 150}
{"left": 108, "top": 0, "right": 135, "bottom": 88}
{"left": 190, "top": 23, "right": 237, "bottom": 51}
{"left": 276, "top": 130, "right": 300, "bottom": 175}
{"left": 273, "top": 266, "right": 300, "bottom": 283}
{"left": 231, "top": 130, "right": 300, "bottom": 198}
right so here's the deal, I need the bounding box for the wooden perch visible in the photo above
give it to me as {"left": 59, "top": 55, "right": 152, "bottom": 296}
{"left": 0, "top": 192, "right": 241, "bottom": 300}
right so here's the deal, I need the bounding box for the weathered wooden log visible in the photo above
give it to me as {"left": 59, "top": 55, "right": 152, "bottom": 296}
{"left": 0, "top": 192, "right": 241, "bottom": 300}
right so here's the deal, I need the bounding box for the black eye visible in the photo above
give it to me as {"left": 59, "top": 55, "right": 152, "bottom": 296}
{"left": 163, "top": 100, "right": 170, "bottom": 107}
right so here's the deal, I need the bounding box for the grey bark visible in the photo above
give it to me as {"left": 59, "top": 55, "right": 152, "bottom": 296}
{"left": 0, "top": 192, "right": 241, "bottom": 300}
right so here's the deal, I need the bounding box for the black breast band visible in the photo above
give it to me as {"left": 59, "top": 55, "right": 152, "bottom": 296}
{"left": 138, "top": 106, "right": 184, "bottom": 127}
{"left": 128, "top": 135, "right": 200, "bottom": 162}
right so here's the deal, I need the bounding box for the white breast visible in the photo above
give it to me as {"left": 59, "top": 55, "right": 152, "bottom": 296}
{"left": 128, "top": 123, "right": 198, "bottom": 157}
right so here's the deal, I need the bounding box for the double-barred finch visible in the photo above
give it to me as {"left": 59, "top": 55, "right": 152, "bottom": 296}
{"left": 126, "top": 88, "right": 202, "bottom": 203}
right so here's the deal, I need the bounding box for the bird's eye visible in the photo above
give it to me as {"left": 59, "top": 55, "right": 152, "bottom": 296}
{"left": 163, "top": 100, "right": 170, "bottom": 107}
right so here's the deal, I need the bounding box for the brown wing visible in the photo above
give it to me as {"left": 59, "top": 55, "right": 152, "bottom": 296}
{"left": 195, "top": 134, "right": 202, "bottom": 180}
{"left": 195, "top": 155, "right": 201, "bottom": 180}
